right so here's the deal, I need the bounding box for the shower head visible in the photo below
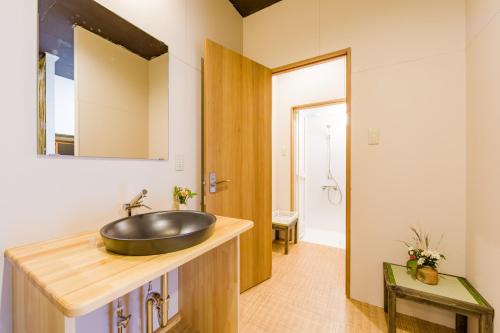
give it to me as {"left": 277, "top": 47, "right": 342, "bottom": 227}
{"left": 326, "top": 125, "right": 333, "bottom": 141}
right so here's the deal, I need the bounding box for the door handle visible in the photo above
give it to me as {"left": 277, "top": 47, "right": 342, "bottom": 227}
{"left": 209, "top": 172, "right": 231, "bottom": 193}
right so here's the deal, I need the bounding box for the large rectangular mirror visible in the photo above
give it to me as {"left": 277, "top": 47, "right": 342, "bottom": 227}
{"left": 38, "top": 0, "right": 169, "bottom": 160}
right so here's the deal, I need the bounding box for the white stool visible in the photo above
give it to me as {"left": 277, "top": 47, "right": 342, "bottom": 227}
{"left": 272, "top": 210, "right": 298, "bottom": 254}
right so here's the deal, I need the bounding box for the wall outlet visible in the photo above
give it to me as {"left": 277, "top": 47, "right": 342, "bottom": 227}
{"left": 368, "top": 128, "right": 380, "bottom": 145}
{"left": 175, "top": 154, "right": 184, "bottom": 171}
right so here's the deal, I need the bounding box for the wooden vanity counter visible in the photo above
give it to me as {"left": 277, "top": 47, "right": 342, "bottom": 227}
{"left": 5, "top": 216, "right": 252, "bottom": 333}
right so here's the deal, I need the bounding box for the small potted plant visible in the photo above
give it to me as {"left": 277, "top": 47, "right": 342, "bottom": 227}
{"left": 173, "top": 186, "right": 197, "bottom": 210}
{"left": 403, "top": 227, "right": 446, "bottom": 285}
{"left": 416, "top": 249, "right": 446, "bottom": 285}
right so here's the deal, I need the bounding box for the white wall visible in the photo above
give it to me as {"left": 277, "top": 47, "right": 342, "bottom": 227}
{"left": 54, "top": 75, "right": 75, "bottom": 135}
{"left": 71, "top": 27, "right": 169, "bottom": 160}
{"left": 246, "top": 0, "right": 466, "bottom": 327}
{"left": 465, "top": 0, "right": 500, "bottom": 330}
{"left": 0, "top": 0, "right": 242, "bottom": 332}
{"left": 44, "top": 53, "right": 58, "bottom": 155}
{"left": 149, "top": 53, "right": 170, "bottom": 160}
{"left": 75, "top": 26, "right": 150, "bottom": 159}
{"left": 273, "top": 58, "right": 346, "bottom": 211}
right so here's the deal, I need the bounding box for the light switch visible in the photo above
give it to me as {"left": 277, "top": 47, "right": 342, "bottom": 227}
{"left": 280, "top": 147, "right": 287, "bottom": 157}
{"left": 368, "top": 128, "right": 380, "bottom": 145}
{"left": 175, "top": 154, "right": 184, "bottom": 171}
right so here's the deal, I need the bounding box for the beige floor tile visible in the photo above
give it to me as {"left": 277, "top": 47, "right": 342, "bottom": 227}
{"left": 240, "top": 241, "right": 454, "bottom": 333}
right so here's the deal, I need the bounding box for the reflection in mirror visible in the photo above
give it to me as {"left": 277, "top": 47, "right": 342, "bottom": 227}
{"left": 38, "top": 0, "right": 169, "bottom": 160}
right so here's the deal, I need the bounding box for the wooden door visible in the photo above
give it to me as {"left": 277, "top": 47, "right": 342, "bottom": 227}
{"left": 203, "top": 39, "right": 272, "bottom": 292}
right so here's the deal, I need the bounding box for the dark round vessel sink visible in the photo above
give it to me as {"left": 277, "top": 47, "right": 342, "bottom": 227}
{"left": 100, "top": 211, "right": 217, "bottom": 256}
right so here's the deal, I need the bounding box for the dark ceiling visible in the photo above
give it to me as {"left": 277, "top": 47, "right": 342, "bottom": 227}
{"left": 39, "top": 0, "right": 168, "bottom": 80}
{"left": 229, "top": 0, "right": 282, "bottom": 17}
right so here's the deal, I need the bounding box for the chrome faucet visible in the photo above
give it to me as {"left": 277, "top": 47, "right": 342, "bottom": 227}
{"left": 116, "top": 306, "right": 131, "bottom": 333}
{"left": 116, "top": 298, "right": 131, "bottom": 333}
{"left": 124, "top": 189, "right": 151, "bottom": 216}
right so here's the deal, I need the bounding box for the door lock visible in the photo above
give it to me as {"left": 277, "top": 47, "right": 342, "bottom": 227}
{"left": 209, "top": 172, "right": 231, "bottom": 193}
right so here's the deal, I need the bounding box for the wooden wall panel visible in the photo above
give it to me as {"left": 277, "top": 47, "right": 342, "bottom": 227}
{"left": 179, "top": 238, "right": 239, "bottom": 333}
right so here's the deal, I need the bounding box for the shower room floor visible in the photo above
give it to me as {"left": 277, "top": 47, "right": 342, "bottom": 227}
{"left": 302, "top": 227, "right": 346, "bottom": 249}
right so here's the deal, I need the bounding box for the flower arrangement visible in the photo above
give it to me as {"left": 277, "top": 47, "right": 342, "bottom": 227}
{"left": 403, "top": 227, "right": 446, "bottom": 284}
{"left": 173, "top": 186, "right": 197, "bottom": 205}
{"left": 404, "top": 227, "right": 446, "bottom": 267}
{"left": 417, "top": 249, "right": 446, "bottom": 269}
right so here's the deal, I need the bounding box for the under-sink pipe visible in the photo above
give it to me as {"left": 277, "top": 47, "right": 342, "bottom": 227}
{"left": 146, "top": 274, "right": 169, "bottom": 333}
{"left": 146, "top": 295, "right": 156, "bottom": 333}
{"left": 160, "top": 273, "right": 169, "bottom": 327}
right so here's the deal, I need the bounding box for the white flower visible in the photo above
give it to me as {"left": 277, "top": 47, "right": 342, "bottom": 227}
{"left": 423, "top": 250, "right": 442, "bottom": 260}
{"left": 417, "top": 258, "right": 425, "bottom": 265}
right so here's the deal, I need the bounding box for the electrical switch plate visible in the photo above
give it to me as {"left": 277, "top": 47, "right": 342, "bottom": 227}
{"left": 368, "top": 128, "right": 380, "bottom": 145}
{"left": 280, "top": 147, "right": 287, "bottom": 157}
{"left": 175, "top": 154, "right": 184, "bottom": 171}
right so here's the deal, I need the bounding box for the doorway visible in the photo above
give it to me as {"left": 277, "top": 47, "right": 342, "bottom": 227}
{"left": 272, "top": 49, "right": 351, "bottom": 296}
{"left": 292, "top": 101, "right": 347, "bottom": 249}
{"left": 202, "top": 41, "right": 351, "bottom": 297}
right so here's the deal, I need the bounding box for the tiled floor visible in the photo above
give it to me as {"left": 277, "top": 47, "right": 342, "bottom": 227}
{"left": 240, "top": 241, "right": 454, "bottom": 333}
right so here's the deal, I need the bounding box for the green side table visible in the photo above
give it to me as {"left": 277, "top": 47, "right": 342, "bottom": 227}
{"left": 383, "top": 262, "right": 494, "bottom": 333}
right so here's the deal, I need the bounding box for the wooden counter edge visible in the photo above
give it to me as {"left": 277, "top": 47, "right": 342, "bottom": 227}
{"left": 5, "top": 217, "right": 253, "bottom": 318}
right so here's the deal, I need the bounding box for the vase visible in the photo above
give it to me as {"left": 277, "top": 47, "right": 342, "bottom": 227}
{"left": 417, "top": 266, "right": 439, "bottom": 285}
{"left": 173, "top": 201, "right": 188, "bottom": 210}
{"left": 406, "top": 259, "right": 418, "bottom": 278}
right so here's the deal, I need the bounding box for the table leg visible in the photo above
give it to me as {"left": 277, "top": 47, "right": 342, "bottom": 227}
{"left": 294, "top": 223, "right": 298, "bottom": 244}
{"left": 455, "top": 314, "right": 468, "bottom": 333}
{"left": 384, "top": 280, "right": 388, "bottom": 313}
{"left": 275, "top": 229, "right": 279, "bottom": 241}
{"left": 479, "top": 313, "right": 494, "bottom": 333}
{"left": 285, "top": 227, "right": 289, "bottom": 255}
{"left": 387, "top": 290, "right": 396, "bottom": 333}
